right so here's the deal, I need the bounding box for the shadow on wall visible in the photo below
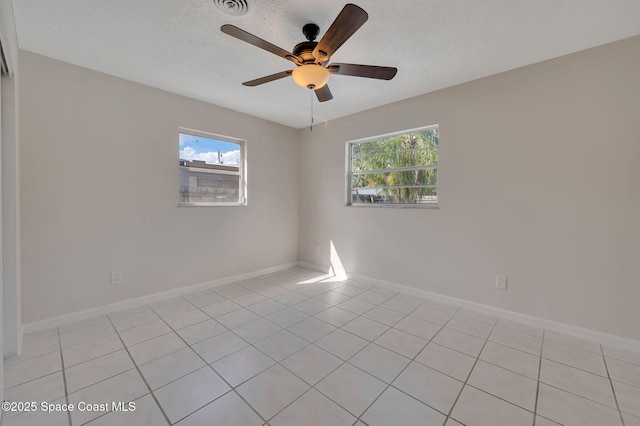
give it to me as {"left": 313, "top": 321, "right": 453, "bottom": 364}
{"left": 292, "top": 240, "right": 346, "bottom": 286}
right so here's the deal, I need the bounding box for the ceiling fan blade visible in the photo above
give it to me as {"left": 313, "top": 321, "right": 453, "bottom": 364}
{"left": 315, "top": 85, "right": 333, "bottom": 102}
{"left": 313, "top": 4, "right": 368, "bottom": 61}
{"left": 243, "top": 70, "right": 292, "bottom": 87}
{"left": 221, "top": 24, "right": 301, "bottom": 64}
{"left": 329, "top": 63, "right": 397, "bottom": 80}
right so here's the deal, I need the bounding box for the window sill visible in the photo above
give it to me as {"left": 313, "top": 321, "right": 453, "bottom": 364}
{"left": 178, "top": 202, "right": 247, "bottom": 208}
{"left": 347, "top": 203, "right": 438, "bottom": 209}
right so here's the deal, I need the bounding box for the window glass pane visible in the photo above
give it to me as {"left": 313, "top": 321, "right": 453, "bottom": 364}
{"left": 348, "top": 127, "right": 438, "bottom": 206}
{"left": 179, "top": 131, "right": 243, "bottom": 205}
{"left": 179, "top": 133, "right": 240, "bottom": 166}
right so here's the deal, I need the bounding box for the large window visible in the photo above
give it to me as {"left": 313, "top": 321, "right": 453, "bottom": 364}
{"left": 347, "top": 125, "right": 438, "bottom": 206}
{"left": 178, "top": 129, "right": 246, "bottom": 206}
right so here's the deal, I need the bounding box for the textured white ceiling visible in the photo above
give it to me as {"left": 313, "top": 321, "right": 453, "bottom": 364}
{"left": 12, "top": 0, "right": 640, "bottom": 128}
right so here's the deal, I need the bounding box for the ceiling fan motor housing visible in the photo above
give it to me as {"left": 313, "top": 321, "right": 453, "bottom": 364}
{"left": 293, "top": 41, "right": 319, "bottom": 63}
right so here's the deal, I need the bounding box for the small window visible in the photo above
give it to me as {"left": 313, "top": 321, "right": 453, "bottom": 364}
{"left": 178, "top": 129, "right": 246, "bottom": 206}
{"left": 347, "top": 125, "right": 438, "bottom": 207}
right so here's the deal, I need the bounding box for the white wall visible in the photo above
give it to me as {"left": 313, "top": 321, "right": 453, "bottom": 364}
{"left": 19, "top": 51, "right": 299, "bottom": 323}
{"left": 298, "top": 36, "right": 640, "bottom": 341}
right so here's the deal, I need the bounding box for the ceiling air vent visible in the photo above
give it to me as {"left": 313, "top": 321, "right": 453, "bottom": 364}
{"left": 213, "top": 0, "right": 249, "bottom": 17}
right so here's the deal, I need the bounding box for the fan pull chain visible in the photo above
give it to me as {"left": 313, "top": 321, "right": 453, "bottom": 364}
{"left": 309, "top": 90, "right": 314, "bottom": 132}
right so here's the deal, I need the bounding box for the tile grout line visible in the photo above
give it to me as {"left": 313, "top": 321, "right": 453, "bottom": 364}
{"left": 144, "top": 278, "right": 310, "bottom": 382}
{"left": 349, "top": 302, "right": 462, "bottom": 424}
{"left": 217, "top": 277, "right": 424, "bottom": 423}
{"left": 442, "top": 316, "right": 498, "bottom": 424}
{"left": 524, "top": 327, "right": 635, "bottom": 415}
{"left": 260, "top": 282, "right": 419, "bottom": 422}
{"left": 263, "top": 295, "right": 421, "bottom": 423}
{"left": 456, "top": 342, "right": 537, "bottom": 382}
{"left": 106, "top": 314, "right": 173, "bottom": 426}
{"left": 601, "top": 344, "right": 627, "bottom": 426}
{"left": 56, "top": 327, "right": 118, "bottom": 358}
{"left": 534, "top": 380, "right": 629, "bottom": 414}
{"left": 62, "top": 339, "right": 124, "bottom": 369}
{"left": 57, "top": 327, "right": 73, "bottom": 426}
{"left": 537, "top": 353, "right": 612, "bottom": 378}
{"left": 532, "top": 329, "right": 545, "bottom": 425}
{"left": 220, "top": 274, "right": 355, "bottom": 424}
{"left": 109, "top": 273, "right": 378, "bottom": 357}
{"left": 147, "top": 297, "right": 270, "bottom": 425}
{"left": 238, "top": 279, "right": 391, "bottom": 423}
{"left": 481, "top": 332, "right": 625, "bottom": 409}
{"left": 448, "top": 328, "right": 583, "bottom": 421}
{"left": 544, "top": 335, "right": 604, "bottom": 356}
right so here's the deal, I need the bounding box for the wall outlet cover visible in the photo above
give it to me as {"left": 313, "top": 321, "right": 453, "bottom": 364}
{"left": 496, "top": 275, "right": 507, "bottom": 289}
{"left": 111, "top": 271, "right": 123, "bottom": 285}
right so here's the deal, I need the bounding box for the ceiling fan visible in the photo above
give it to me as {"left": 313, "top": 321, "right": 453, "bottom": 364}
{"left": 220, "top": 3, "right": 397, "bottom": 102}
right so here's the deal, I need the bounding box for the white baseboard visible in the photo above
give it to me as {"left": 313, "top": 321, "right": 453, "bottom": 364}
{"left": 22, "top": 262, "right": 298, "bottom": 335}
{"left": 296, "top": 261, "right": 332, "bottom": 274}
{"left": 21, "top": 261, "right": 640, "bottom": 354}
{"left": 351, "top": 273, "right": 640, "bottom": 353}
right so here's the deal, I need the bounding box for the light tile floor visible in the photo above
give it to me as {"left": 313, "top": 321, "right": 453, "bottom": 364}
{"left": 3, "top": 267, "right": 640, "bottom": 425}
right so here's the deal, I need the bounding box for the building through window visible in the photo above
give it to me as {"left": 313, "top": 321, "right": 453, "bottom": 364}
{"left": 178, "top": 129, "right": 246, "bottom": 206}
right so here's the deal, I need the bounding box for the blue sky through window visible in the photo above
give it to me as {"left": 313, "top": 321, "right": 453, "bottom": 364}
{"left": 179, "top": 133, "right": 240, "bottom": 166}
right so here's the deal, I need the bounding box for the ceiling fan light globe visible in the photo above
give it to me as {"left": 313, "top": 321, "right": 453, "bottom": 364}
{"left": 292, "top": 64, "right": 330, "bottom": 90}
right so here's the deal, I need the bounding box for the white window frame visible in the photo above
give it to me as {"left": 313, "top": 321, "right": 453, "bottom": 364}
{"left": 346, "top": 125, "right": 439, "bottom": 208}
{"left": 178, "top": 127, "right": 247, "bottom": 207}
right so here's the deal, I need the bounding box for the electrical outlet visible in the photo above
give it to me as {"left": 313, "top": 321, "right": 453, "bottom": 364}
{"left": 111, "top": 271, "right": 123, "bottom": 285}
{"left": 496, "top": 275, "right": 507, "bottom": 290}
